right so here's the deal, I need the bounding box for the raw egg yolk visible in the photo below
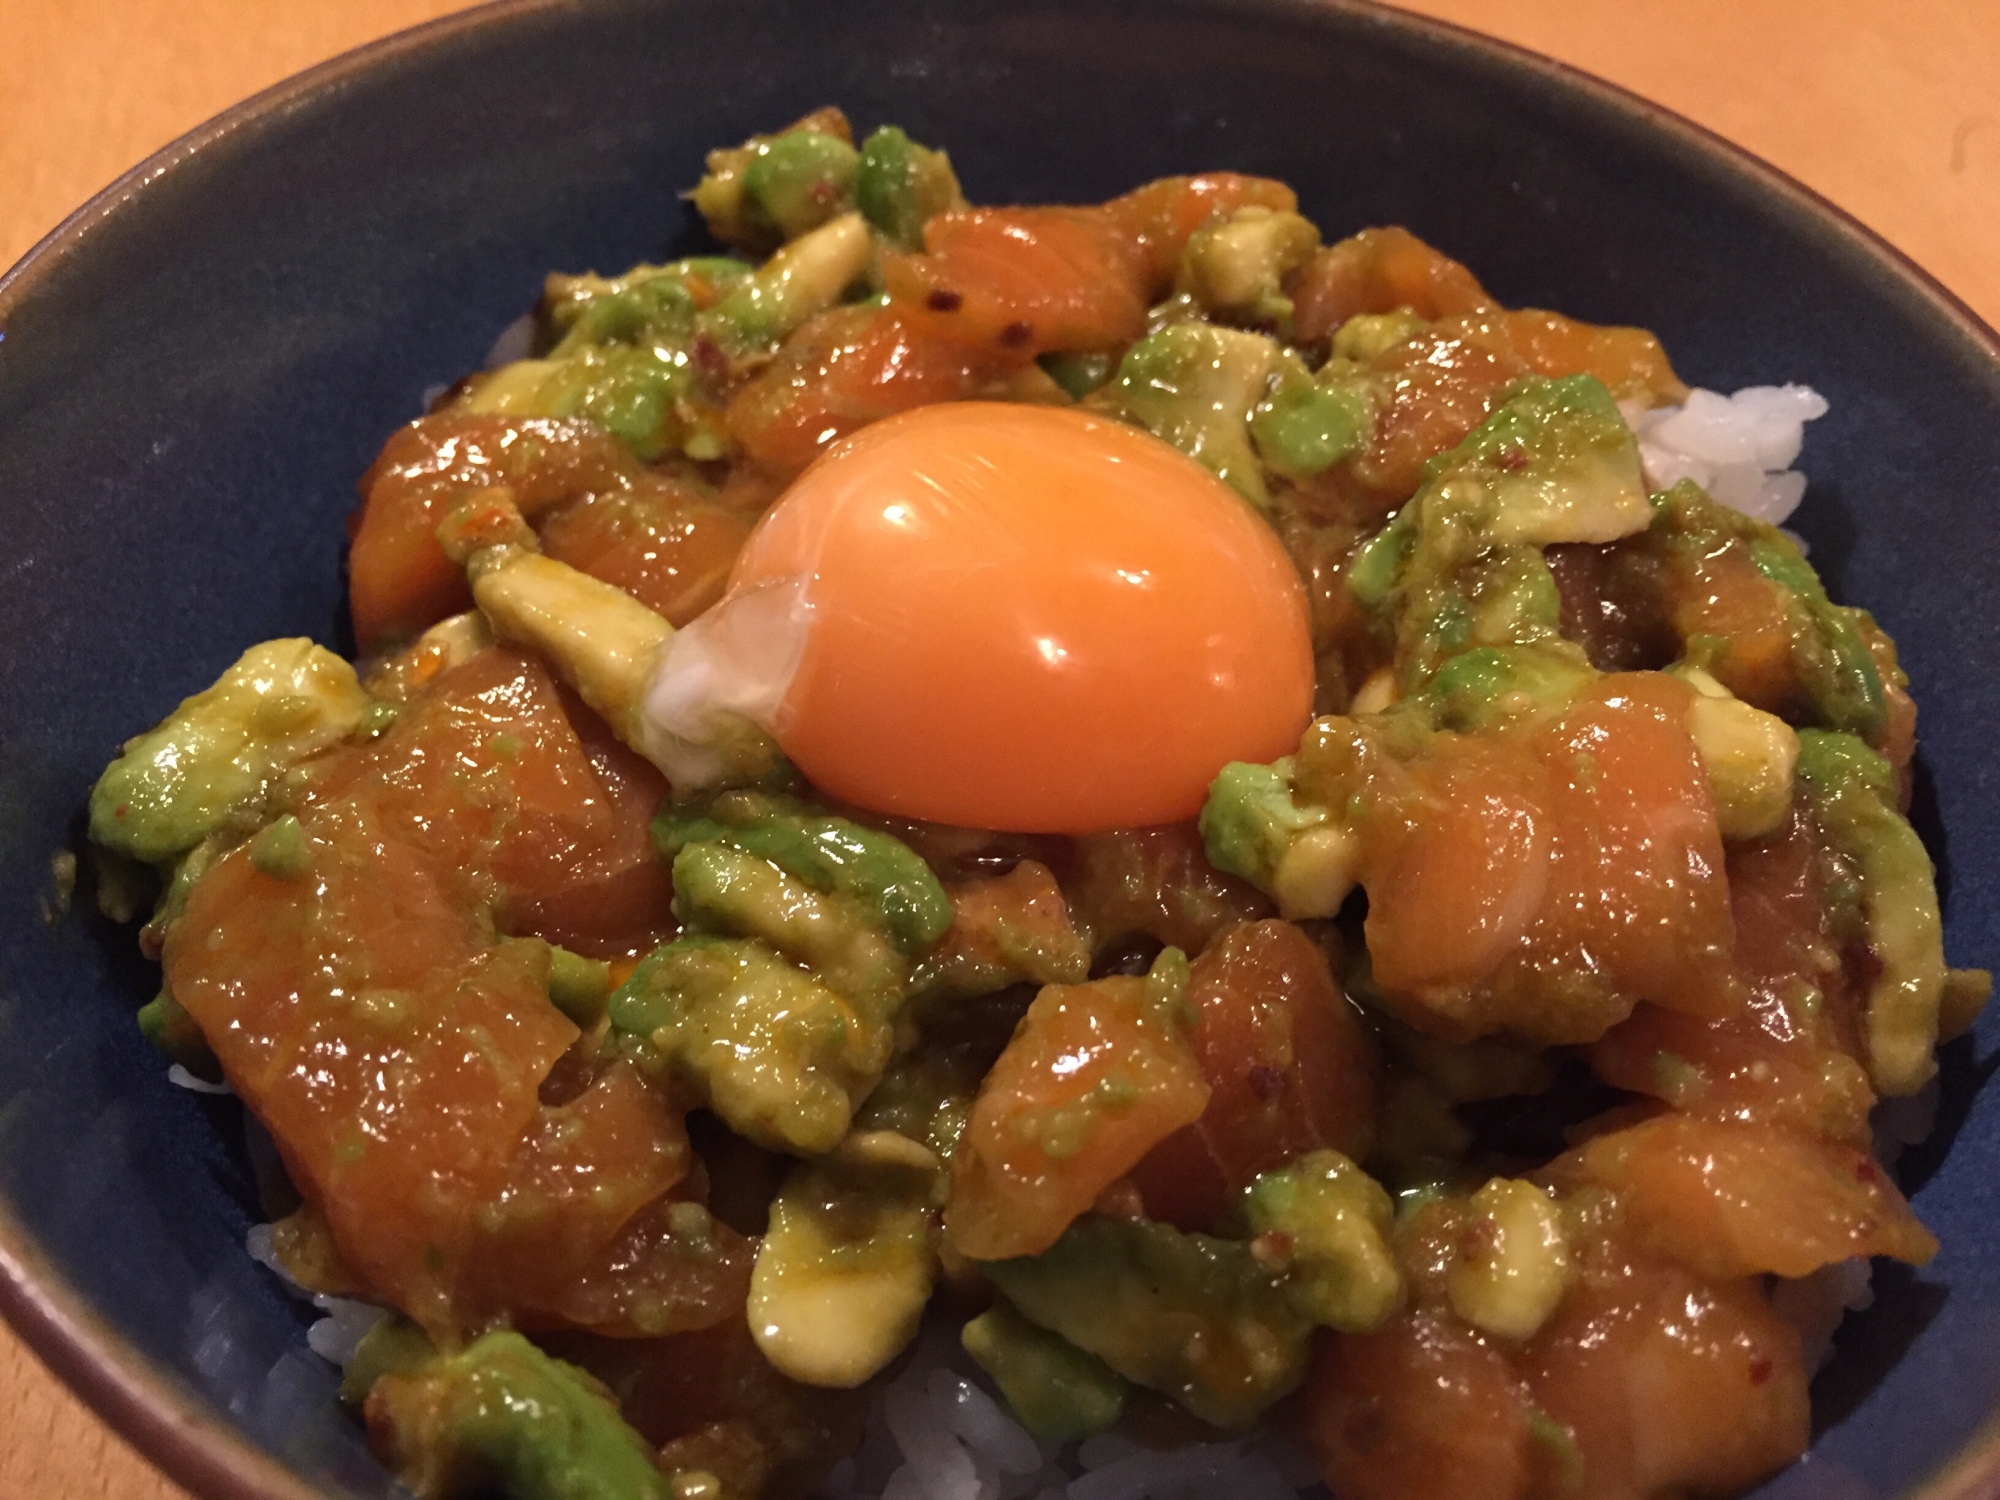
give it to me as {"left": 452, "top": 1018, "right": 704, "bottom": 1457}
{"left": 726, "top": 401, "right": 1314, "bottom": 832}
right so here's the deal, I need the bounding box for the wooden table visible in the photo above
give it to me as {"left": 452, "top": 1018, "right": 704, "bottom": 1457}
{"left": 0, "top": 3, "right": 1994, "bottom": 1497}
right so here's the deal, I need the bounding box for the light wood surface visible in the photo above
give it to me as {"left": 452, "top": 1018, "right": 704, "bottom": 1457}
{"left": 1, "top": 3, "right": 1994, "bottom": 1498}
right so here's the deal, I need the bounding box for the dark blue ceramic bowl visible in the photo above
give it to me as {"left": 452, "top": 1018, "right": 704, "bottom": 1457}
{"left": 2, "top": 2, "right": 1996, "bottom": 1496}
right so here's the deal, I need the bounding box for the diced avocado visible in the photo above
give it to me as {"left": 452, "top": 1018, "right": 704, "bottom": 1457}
{"left": 136, "top": 987, "right": 220, "bottom": 1080}
{"left": 1038, "top": 351, "right": 1115, "bottom": 401}
{"left": 1344, "top": 509, "right": 1416, "bottom": 611}
{"left": 653, "top": 791, "right": 952, "bottom": 957}
{"left": 461, "top": 343, "right": 695, "bottom": 461}
{"left": 742, "top": 130, "right": 861, "bottom": 242}
{"left": 1794, "top": 731, "right": 1947, "bottom": 1095}
{"left": 1669, "top": 666, "right": 1800, "bottom": 839}
{"left": 1426, "top": 374, "right": 1651, "bottom": 546}
{"left": 1106, "top": 323, "right": 1297, "bottom": 509}
{"left": 1747, "top": 535, "right": 1888, "bottom": 742}
{"left": 1198, "top": 758, "right": 1356, "bottom": 921}
{"left": 1243, "top": 1151, "right": 1402, "bottom": 1333}
{"left": 1177, "top": 207, "right": 1321, "bottom": 327}
{"left": 855, "top": 125, "right": 965, "bottom": 250}
{"left": 1199, "top": 759, "right": 1323, "bottom": 889}
{"left": 1331, "top": 309, "right": 1427, "bottom": 362}
{"left": 696, "top": 212, "right": 873, "bottom": 363}
{"left": 982, "top": 1213, "right": 1312, "bottom": 1430}
{"left": 543, "top": 258, "right": 753, "bottom": 353}
{"left": 89, "top": 639, "right": 368, "bottom": 865}
{"left": 962, "top": 1298, "right": 1128, "bottom": 1442}
{"left": 362, "top": 1328, "right": 675, "bottom": 1500}
{"left": 691, "top": 108, "right": 855, "bottom": 252}
{"left": 1250, "top": 372, "right": 1371, "bottom": 478}
{"left": 608, "top": 935, "right": 892, "bottom": 1155}
{"left": 1346, "top": 377, "right": 1639, "bottom": 688}
{"left": 1441, "top": 1178, "right": 1570, "bottom": 1341}
{"left": 248, "top": 814, "right": 311, "bottom": 880}
{"left": 1411, "top": 645, "right": 1595, "bottom": 734}
{"left": 670, "top": 841, "right": 908, "bottom": 1006}
{"left": 748, "top": 1131, "right": 940, "bottom": 1387}
{"left": 547, "top": 945, "right": 613, "bottom": 1027}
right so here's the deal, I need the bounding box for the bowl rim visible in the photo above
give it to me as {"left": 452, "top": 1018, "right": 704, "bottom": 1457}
{"left": 3, "top": 2, "right": 1997, "bottom": 1497}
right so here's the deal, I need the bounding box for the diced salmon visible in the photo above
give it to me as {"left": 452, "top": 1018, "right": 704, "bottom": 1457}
{"left": 882, "top": 208, "right": 1148, "bottom": 359}
{"left": 1134, "top": 920, "right": 1380, "bottom": 1232}
{"left": 1361, "top": 676, "right": 1738, "bottom": 1043}
{"left": 946, "top": 974, "right": 1210, "bottom": 1260}
{"left": 1296, "top": 1315, "right": 1537, "bottom": 1500}
{"left": 726, "top": 304, "right": 995, "bottom": 477}
{"left": 1290, "top": 226, "right": 1495, "bottom": 344}
{"left": 1546, "top": 1113, "right": 1936, "bottom": 1279}
{"left": 347, "top": 414, "right": 644, "bottom": 654}
{"left": 1521, "top": 1255, "right": 1810, "bottom": 1500}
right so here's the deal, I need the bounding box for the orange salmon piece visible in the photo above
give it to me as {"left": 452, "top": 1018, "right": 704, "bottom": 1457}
{"left": 883, "top": 207, "right": 1148, "bottom": 359}
{"left": 1133, "top": 920, "right": 1380, "bottom": 1233}
{"left": 947, "top": 973, "right": 1209, "bottom": 1260}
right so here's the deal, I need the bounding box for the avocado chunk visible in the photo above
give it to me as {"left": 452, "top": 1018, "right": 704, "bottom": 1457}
{"left": 361, "top": 1328, "right": 676, "bottom": 1500}
{"left": 546, "top": 945, "right": 614, "bottom": 1027}
{"left": 962, "top": 1297, "right": 1128, "bottom": 1442}
{"left": 88, "top": 639, "right": 368, "bottom": 864}
{"left": 748, "top": 1131, "right": 940, "bottom": 1388}
{"left": 654, "top": 790, "right": 953, "bottom": 957}
{"left": 696, "top": 212, "right": 874, "bottom": 363}
{"left": 1199, "top": 758, "right": 1355, "bottom": 921}
{"left": 670, "top": 841, "right": 908, "bottom": 1007}
{"left": 1105, "top": 323, "right": 1299, "bottom": 509}
{"left": 1794, "top": 730, "right": 1951, "bottom": 1096}
{"left": 982, "top": 1213, "right": 1312, "bottom": 1430}
{"left": 137, "top": 987, "right": 220, "bottom": 1080}
{"left": 1747, "top": 533, "right": 1888, "bottom": 742}
{"left": 608, "top": 935, "right": 892, "bottom": 1155}
{"left": 1429, "top": 373, "right": 1651, "bottom": 548}
{"left": 692, "top": 109, "right": 857, "bottom": 252}
{"left": 1176, "top": 206, "right": 1321, "bottom": 328}
{"left": 855, "top": 125, "right": 966, "bottom": 250}
{"left": 1242, "top": 1150, "right": 1403, "bottom": 1333}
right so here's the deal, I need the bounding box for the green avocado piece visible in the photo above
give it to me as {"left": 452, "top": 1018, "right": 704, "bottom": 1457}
{"left": 1411, "top": 645, "right": 1597, "bottom": 734}
{"left": 653, "top": 790, "right": 952, "bottom": 957}
{"left": 1198, "top": 758, "right": 1325, "bottom": 892}
{"left": 1242, "top": 1150, "right": 1403, "bottom": 1332}
{"left": 546, "top": 945, "right": 614, "bottom": 1027}
{"left": 855, "top": 125, "right": 965, "bottom": 250}
{"left": 670, "top": 840, "right": 908, "bottom": 1007}
{"left": 742, "top": 130, "right": 861, "bottom": 242}
{"left": 1794, "top": 730, "right": 1945, "bottom": 1096}
{"left": 1423, "top": 373, "right": 1650, "bottom": 548}
{"left": 608, "top": 935, "right": 892, "bottom": 1155}
{"left": 981, "top": 1213, "right": 1311, "bottom": 1430}
{"left": 462, "top": 343, "right": 696, "bottom": 461}
{"left": 361, "top": 1328, "right": 676, "bottom": 1500}
{"left": 136, "top": 988, "right": 220, "bottom": 1080}
{"left": 1106, "top": 323, "right": 1298, "bottom": 509}
{"left": 88, "top": 639, "right": 368, "bottom": 865}
{"left": 962, "top": 1298, "right": 1128, "bottom": 1442}
{"left": 1747, "top": 535, "right": 1888, "bottom": 742}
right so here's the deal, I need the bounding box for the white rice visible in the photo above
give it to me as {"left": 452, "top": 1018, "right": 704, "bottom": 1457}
{"left": 166, "top": 1063, "right": 231, "bottom": 1095}
{"left": 1621, "top": 384, "right": 1828, "bottom": 525}
{"left": 245, "top": 1222, "right": 390, "bottom": 1369}
{"left": 820, "top": 1319, "right": 1318, "bottom": 1500}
